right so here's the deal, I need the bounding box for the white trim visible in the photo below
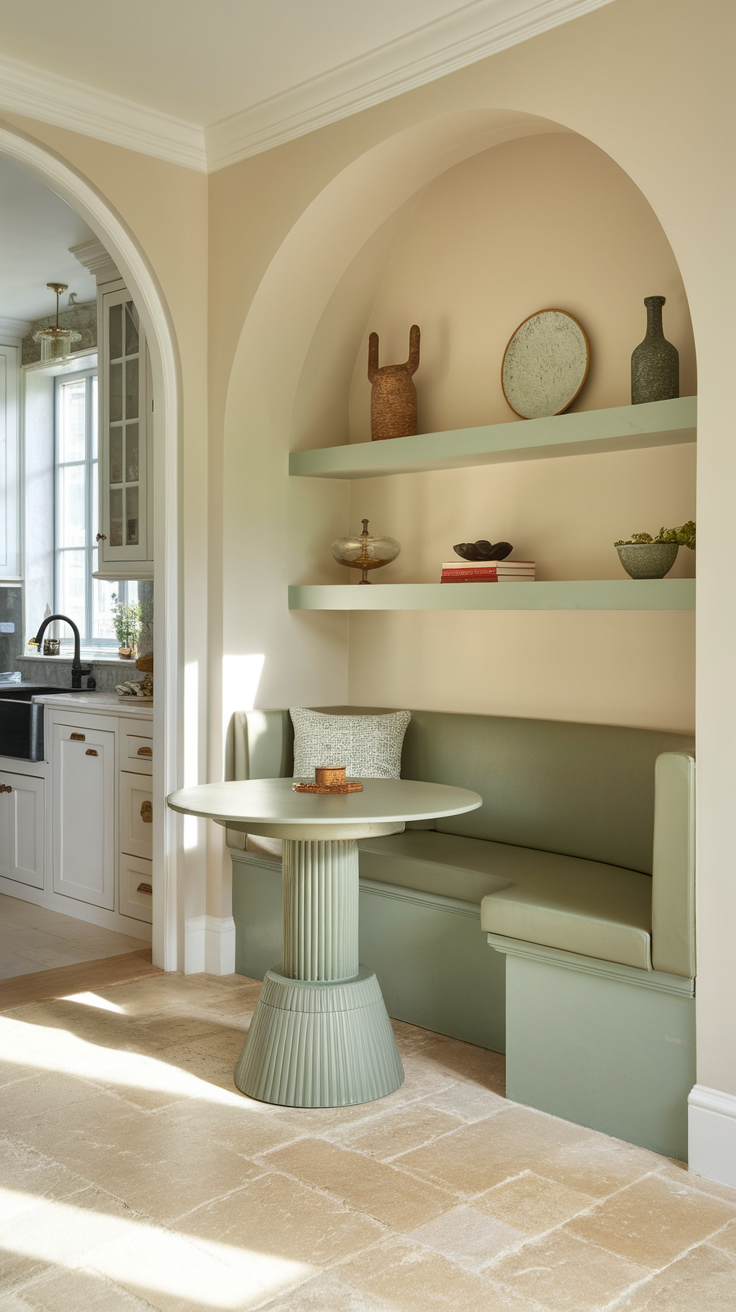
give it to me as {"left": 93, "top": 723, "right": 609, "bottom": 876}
{"left": 0, "top": 1, "right": 613, "bottom": 172}
{"left": 184, "top": 914, "right": 206, "bottom": 973}
{"left": 689, "top": 1085, "right": 736, "bottom": 1187}
{"left": 184, "top": 914, "right": 236, "bottom": 975}
{"left": 205, "top": 0, "right": 615, "bottom": 170}
{"left": 0, "top": 315, "right": 32, "bottom": 340}
{"left": 0, "top": 51, "right": 206, "bottom": 172}
{"left": 69, "top": 239, "right": 120, "bottom": 286}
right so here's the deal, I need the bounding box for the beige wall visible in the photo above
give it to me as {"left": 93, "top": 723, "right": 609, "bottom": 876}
{"left": 214, "top": 0, "right": 733, "bottom": 1094}
{"left": 330, "top": 132, "right": 696, "bottom": 729}
{"left": 347, "top": 132, "right": 696, "bottom": 439}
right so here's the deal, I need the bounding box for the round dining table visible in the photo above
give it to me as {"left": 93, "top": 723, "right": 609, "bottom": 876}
{"left": 167, "top": 776, "right": 482, "bottom": 1108}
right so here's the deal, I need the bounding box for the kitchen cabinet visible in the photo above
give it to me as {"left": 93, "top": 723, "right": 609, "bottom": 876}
{"left": 118, "top": 726, "right": 153, "bottom": 922}
{"left": 95, "top": 280, "right": 154, "bottom": 580}
{"left": 0, "top": 698, "right": 154, "bottom": 936}
{"left": 51, "top": 718, "right": 116, "bottom": 910}
{"left": 0, "top": 769, "right": 44, "bottom": 889}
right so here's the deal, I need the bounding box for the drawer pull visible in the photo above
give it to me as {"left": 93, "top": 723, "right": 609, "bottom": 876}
{"left": 70, "top": 732, "right": 85, "bottom": 741}
{"left": 137, "top": 746, "right": 152, "bottom": 757}
{"left": 137, "top": 882, "right": 153, "bottom": 895}
{"left": 140, "top": 800, "right": 153, "bottom": 823}
{"left": 85, "top": 749, "right": 98, "bottom": 757}
{"left": 0, "top": 783, "right": 12, "bottom": 793}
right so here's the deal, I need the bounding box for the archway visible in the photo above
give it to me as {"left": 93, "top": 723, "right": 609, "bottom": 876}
{"left": 0, "top": 120, "right": 182, "bottom": 970}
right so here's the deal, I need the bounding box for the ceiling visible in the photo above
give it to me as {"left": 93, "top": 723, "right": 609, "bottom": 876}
{"left": 0, "top": 0, "right": 614, "bottom": 171}
{"left": 0, "top": 157, "right": 97, "bottom": 326}
{"left": 0, "top": 0, "right": 475, "bottom": 126}
{"left": 0, "top": 0, "right": 613, "bottom": 321}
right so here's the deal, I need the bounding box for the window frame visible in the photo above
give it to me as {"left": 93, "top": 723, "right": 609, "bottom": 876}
{"left": 54, "top": 369, "right": 135, "bottom": 648}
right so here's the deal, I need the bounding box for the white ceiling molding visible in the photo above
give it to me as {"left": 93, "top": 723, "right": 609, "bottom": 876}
{"left": 0, "top": 0, "right": 612, "bottom": 173}
{"left": 70, "top": 238, "right": 120, "bottom": 286}
{"left": 205, "top": 0, "right": 615, "bottom": 170}
{"left": 0, "top": 314, "right": 32, "bottom": 338}
{"left": 0, "top": 51, "right": 206, "bottom": 172}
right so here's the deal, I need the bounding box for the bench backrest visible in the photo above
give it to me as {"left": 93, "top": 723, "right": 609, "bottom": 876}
{"left": 227, "top": 706, "right": 694, "bottom": 875}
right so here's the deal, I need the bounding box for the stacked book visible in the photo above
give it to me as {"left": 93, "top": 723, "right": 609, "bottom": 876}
{"left": 440, "top": 560, "right": 536, "bottom": 583}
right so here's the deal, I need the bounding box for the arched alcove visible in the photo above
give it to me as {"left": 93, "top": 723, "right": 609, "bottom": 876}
{"left": 0, "top": 121, "right": 182, "bottom": 970}
{"left": 221, "top": 106, "right": 694, "bottom": 734}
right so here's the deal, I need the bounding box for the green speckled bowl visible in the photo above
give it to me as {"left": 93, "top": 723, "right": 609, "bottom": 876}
{"left": 616, "top": 542, "right": 679, "bottom": 579}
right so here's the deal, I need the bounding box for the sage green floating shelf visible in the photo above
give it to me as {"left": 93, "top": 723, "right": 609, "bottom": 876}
{"left": 289, "top": 581, "right": 696, "bottom": 611}
{"left": 289, "top": 397, "right": 696, "bottom": 480}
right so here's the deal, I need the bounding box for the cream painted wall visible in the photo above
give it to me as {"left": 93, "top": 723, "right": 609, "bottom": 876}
{"left": 347, "top": 133, "right": 695, "bottom": 438}
{"left": 328, "top": 132, "right": 696, "bottom": 729}
{"left": 214, "top": 0, "right": 733, "bottom": 1098}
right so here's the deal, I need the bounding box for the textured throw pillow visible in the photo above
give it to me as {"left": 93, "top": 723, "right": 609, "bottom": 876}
{"left": 290, "top": 708, "right": 411, "bottom": 779}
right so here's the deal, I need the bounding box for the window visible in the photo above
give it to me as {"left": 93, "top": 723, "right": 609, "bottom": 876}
{"left": 55, "top": 371, "right": 137, "bottom": 646}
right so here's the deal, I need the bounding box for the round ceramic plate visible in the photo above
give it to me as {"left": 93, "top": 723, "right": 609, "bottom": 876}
{"left": 502, "top": 309, "right": 590, "bottom": 419}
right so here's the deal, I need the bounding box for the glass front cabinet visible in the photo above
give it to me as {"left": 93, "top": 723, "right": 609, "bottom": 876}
{"left": 95, "top": 281, "right": 153, "bottom": 580}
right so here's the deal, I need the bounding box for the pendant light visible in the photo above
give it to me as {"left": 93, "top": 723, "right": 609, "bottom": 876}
{"left": 33, "top": 283, "right": 81, "bottom": 363}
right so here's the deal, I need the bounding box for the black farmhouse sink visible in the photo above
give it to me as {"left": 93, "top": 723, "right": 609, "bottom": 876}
{"left": 0, "top": 685, "right": 89, "bottom": 761}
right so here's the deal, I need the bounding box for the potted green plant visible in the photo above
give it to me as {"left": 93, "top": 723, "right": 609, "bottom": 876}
{"left": 111, "top": 595, "right": 142, "bottom": 658}
{"left": 614, "top": 521, "right": 695, "bottom": 579}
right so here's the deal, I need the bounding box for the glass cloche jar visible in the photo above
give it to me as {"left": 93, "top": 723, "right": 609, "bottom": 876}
{"left": 331, "top": 519, "right": 400, "bottom": 584}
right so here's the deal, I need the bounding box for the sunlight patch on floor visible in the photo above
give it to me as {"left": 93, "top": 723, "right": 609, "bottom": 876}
{"left": 0, "top": 1187, "right": 315, "bottom": 1308}
{"left": 60, "top": 991, "right": 125, "bottom": 1012}
{"left": 0, "top": 1015, "right": 258, "bottom": 1109}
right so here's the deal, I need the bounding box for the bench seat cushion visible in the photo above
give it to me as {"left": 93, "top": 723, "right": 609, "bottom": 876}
{"left": 358, "top": 830, "right": 652, "bottom": 971}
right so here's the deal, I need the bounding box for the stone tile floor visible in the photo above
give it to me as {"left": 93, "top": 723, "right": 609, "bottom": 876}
{"left": 1, "top": 969, "right": 736, "bottom": 1310}
{"left": 0, "top": 893, "right": 150, "bottom": 979}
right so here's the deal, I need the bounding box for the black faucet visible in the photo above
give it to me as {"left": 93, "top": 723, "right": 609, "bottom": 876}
{"left": 33, "top": 614, "right": 93, "bottom": 689}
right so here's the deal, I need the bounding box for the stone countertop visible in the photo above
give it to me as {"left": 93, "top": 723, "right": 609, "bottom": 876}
{"left": 33, "top": 691, "right": 153, "bottom": 718}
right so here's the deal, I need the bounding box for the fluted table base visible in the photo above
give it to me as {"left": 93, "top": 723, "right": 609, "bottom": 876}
{"left": 234, "top": 836, "right": 404, "bottom": 1107}
{"left": 234, "top": 967, "right": 404, "bottom": 1106}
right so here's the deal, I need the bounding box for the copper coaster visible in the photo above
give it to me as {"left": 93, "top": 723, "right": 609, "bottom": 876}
{"left": 293, "top": 781, "right": 363, "bottom": 794}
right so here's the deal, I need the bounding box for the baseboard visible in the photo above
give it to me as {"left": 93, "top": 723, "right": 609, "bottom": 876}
{"left": 184, "top": 914, "right": 237, "bottom": 976}
{"left": 688, "top": 1085, "right": 736, "bottom": 1186}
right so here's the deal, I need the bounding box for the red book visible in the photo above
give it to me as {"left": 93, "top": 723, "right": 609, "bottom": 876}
{"left": 441, "top": 564, "right": 498, "bottom": 582}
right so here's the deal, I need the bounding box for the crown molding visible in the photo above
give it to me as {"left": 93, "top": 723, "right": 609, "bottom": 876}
{"left": 0, "top": 0, "right": 612, "bottom": 174}
{"left": 70, "top": 238, "right": 121, "bottom": 285}
{"left": 0, "top": 315, "right": 33, "bottom": 339}
{"left": 0, "top": 51, "right": 206, "bottom": 172}
{"left": 205, "top": 0, "right": 615, "bottom": 170}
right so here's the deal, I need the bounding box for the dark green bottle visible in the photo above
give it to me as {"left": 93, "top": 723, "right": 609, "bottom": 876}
{"left": 631, "top": 295, "right": 679, "bottom": 404}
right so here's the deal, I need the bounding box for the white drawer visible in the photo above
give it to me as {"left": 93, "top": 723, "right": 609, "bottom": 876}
{"left": 121, "top": 728, "right": 153, "bottom": 775}
{"left": 119, "top": 853, "right": 153, "bottom": 923}
{"left": 120, "top": 771, "right": 153, "bottom": 859}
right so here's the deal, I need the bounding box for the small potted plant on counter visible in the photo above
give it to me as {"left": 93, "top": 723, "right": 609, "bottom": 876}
{"left": 111, "top": 595, "right": 142, "bottom": 658}
{"left": 615, "top": 521, "right": 695, "bottom": 578}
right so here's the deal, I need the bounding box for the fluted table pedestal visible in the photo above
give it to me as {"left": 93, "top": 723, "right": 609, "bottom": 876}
{"left": 235, "top": 837, "right": 403, "bottom": 1106}
{"left": 167, "top": 776, "right": 482, "bottom": 1108}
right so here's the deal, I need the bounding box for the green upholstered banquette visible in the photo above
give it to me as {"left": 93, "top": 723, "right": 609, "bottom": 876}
{"left": 227, "top": 706, "right": 695, "bottom": 979}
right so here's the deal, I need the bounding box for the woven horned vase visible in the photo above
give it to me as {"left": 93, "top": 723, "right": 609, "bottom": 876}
{"left": 367, "top": 325, "right": 420, "bottom": 440}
